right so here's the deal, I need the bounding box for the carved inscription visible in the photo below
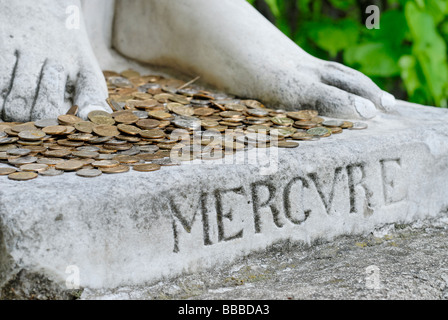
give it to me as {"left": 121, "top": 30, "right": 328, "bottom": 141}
{"left": 169, "top": 158, "right": 405, "bottom": 253}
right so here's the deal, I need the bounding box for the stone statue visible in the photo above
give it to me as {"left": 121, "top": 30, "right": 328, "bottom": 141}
{"left": 0, "top": 0, "right": 395, "bottom": 123}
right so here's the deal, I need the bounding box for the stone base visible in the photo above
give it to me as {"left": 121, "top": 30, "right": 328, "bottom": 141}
{"left": 1, "top": 101, "right": 448, "bottom": 297}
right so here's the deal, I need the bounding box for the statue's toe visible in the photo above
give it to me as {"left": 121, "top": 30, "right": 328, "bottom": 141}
{"left": 2, "top": 52, "right": 45, "bottom": 122}
{"left": 306, "top": 82, "right": 378, "bottom": 120}
{"left": 321, "top": 61, "right": 395, "bottom": 113}
{"left": 31, "top": 60, "right": 71, "bottom": 120}
{"left": 74, "top": 67, "right": 110, "bottom": 120}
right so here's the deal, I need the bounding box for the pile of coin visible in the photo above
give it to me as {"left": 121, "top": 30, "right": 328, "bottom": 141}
{"left": 0, "top": 70, "right": 367, "bottom": 181}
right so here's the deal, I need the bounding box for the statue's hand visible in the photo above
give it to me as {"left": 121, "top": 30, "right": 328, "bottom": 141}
{"left": 0, "top": 0, "right": 109, "bottom": 122}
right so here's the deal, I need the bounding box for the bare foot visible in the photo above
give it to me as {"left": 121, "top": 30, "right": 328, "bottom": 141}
{"left": 113, "top": 0, "right": 395, "bottom": 120}
{"left": 0, "top": 0, "right": 109, "bottom": 122}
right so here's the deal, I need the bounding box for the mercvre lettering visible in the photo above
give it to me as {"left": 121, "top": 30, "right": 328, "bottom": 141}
{"left": 222, "top": 304, "right": 269, "bottom": 315}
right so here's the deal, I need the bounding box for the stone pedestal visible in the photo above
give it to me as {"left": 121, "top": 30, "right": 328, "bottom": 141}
{"left": 1, "top": 101, "right": 448, "bottom": 295}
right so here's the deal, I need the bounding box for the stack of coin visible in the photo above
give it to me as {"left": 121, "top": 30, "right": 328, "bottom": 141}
{"left": 0, "top": 69, "right": 367, "bottom": 181}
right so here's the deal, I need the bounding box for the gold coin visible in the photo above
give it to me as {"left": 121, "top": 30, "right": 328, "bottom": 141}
{"left": 25, "top": 145, "right": 47, "bottom": 153}
{"left": 219, "top": 111, "right": 243, "bottom": 118}
{"left": 291, "top": 132, "right": 314, "bottom": 140}
{"left": 18, "top": 130, "right": 46, "bottom": 141}
{"left": 287, "top": 110, "right": 317, "bottom": 121}
{"left": 133, "top": 163, "right": 161, "bottom": 172}
{"left": 67, "top": 133, "right": 94, "bottom": 142}
{"left": 167, "top": 103, "right": 195, "bottom": 116}
{"left": 103, "top": 143, "right": 133, "bottom": 151}
{"left": 92, "top": 160, "right": 120, "bottom": 168}
{"left": 57, "top": 139, "right": 84, "bottom": 147}
{"left": 148, "top": 110, "right": 173, "bottom": 121}
{"left": 116, "top": 134, "right": 141, "bottom": 143}
{"left": 330, "top": 127, "right": 343, "bottom": 134}
{"left": 117, "top": 124, "right": 142, "bottom": 135}
{"left": 76, "top": 169, "right": 103, "bottom": 178}
{"left": 56, "top": 160, "right": 85, "bottom": 171}
{"left": 74, "top": 121, "right": 96, "bottom": 133}
{"left": 225, "top": 103, "right": 247, "bottom": 112}
{"left": 137, "top": 153, "right": 166, "bottom": 161}
{"left": 20, "top": 163, "right": 49, "bottom": 173}
{"left": 93, "top": 125, "right": 120, "bottom": 137}
{"left": 11, "top": 123, "right": 37, "bottom": 133}
{"left": 168, "top": 94, "right": 190, "bottom": 105}
{"left": 90, "top": 115, "right": 116, "bottom": 126}
{"left": 17, "top": 140, "right": 44, "bottom": 146}
{"left": 201, "top": 119, "right": 220, "bottom": 128}
{"left": 43, "top": 149, "right": 72, "bottom": 158}
{"left": 271, "top": 117, "right": 294, "bottom": 126}
{"left": 72, "top": 151, "right": 100, "bottom": 159}
{"left": 100, "top": 164, "right": 130, "bottom": 174}
{"left": 243, "top": 100, "right": 265, "bottom": 109}
{"left": 194, "top": 108, "right": 216, "bottom": 117}
{"left": 58, "top": 115, "right": 83, "bottom": 125}
{"left": 8, "top": 156, "right": 38, "bottom": 166}
{"left": 293, "top": 121, "right": 318, "bottom": 129}
{"left": 37, "top": 158, "right": 66, "bottom": 165}
{"left": 276, "top": 141, "right": 300, "bottom": 148}
{"left": 88, "top": 110, "right": 112, "bottom": 121}
{"left": 114, "top": 113, "right": 140, "bottom": 124}
{"left": 341, "top": 121, "right": 354, "bottom": 129}
{"left": 140, "top": 129, "right": 165, "bottom": 139}
{"left": 0, "top": 167, "right": 17, "bottom": 176}
{"left": 113, "top": 155, "right": 140, "bottom": 164}
{"left": 64, "top": 126, "right": 76, "bottom": 135}
{"left": 136, "top": 119, "right": 160, "bottom": 130}
{"left": 8, "top": 171, "right": 38, "bottom": 181}
{"left": 42, "top": 126, "right": 67, "bottom": 135}
{"left": 39, "top": 168, "right": 64, "bottom": 176}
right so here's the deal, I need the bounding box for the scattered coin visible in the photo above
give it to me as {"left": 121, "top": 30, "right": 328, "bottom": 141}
{"left": 18, "top": 130, "right": 46, "bottom": 141}
{"left": 20, "top": 163, "right": 49, "bottom": 173}
{"left": 307, "top": 127, "right": 332, "bottom": 137}
{"left": 56, "top": 160, "right": 85, "bottom": 171}
{"left": 35, "top": 119, "right": 59, "bottom": 128}
{"left": 76, "top": 169, "right": 103, "bottom": 178}
{"left": 42, "top": 126, "right": 67, "bottom": 135}
{"left": 100, "top": 164, "right": 130, "bottom": 174}
{"left": 39, "top": 168, "right": 64, "bottom": 177}
{"left": 8, "top": 156, "right": 38, "bottom": 166}
{"left": 58, "top": 115, "right": 83, "bottom": 125}
{"left": 350, "top": 122, "right": 368, "bottom": 130}
{"left": 93, "top": 125, "right": 120, "bottom": 137}
{"left": 8, "top": 171, "right": 38, "bottom": 181}
{"left": 92, "top": 160, "right": 120, "bottom": 168}
{"left": 322, "top": 120, "right": 344, "bottom": 127}
{"left": 276, "top": 141, "right": 300, "bottom": 148}
{"left": 7, "top": 148, "right": 31, "bottom": 156}
{"left": 133, "top": 163, "right": 161, "bottom": 172}
{"left": 0, "top": 167, "right": 17, "bottom": 175}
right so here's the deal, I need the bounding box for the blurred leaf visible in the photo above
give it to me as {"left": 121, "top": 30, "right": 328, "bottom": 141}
{"left": 405, "top": 1, "right": 448, "bottom": 106}
{"left": 308, "top": 19, "right": 359, "bottom": 57}
{"left": 345, "top": 42, "right": 400, "bottom": 77}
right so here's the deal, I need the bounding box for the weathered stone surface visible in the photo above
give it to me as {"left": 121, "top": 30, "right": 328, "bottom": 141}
{"left": 1, "top": 101, "right": 448, "bottom": 297}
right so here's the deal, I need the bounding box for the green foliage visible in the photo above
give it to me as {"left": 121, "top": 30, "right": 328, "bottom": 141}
{"left": 247, "top": 0, "right": 448, "bottom": 107}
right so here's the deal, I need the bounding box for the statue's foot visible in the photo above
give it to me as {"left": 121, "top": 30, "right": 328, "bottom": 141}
{"left": 0, "top": 0, "right": 109, "bottom": 122}
{"left": 113, "top": 0, "right": 395, "bottom": 120}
